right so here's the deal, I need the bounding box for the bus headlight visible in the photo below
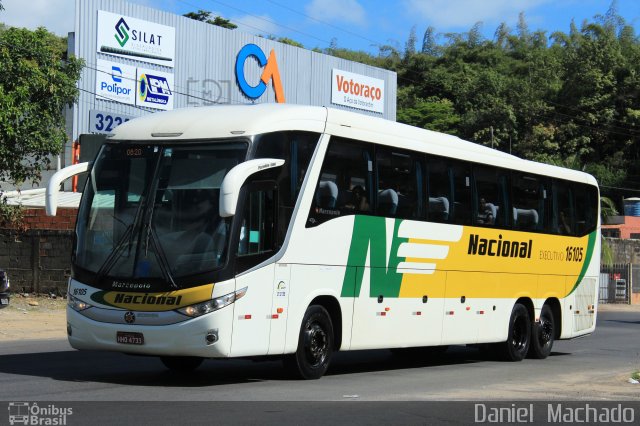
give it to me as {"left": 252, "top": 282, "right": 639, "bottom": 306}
{"left": 68, "top": 294, "right": 92, "bottom": 312}
{"left": 177, "top": 287, "right": 247, "bottom": 318}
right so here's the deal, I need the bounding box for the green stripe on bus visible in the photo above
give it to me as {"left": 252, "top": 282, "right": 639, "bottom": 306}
{"left": 567, "top": 231, "right": 597, "bottom": 296}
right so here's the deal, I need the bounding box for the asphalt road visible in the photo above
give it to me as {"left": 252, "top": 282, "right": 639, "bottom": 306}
{"left": 0, "top": 310, "right": 638, "bottom": 424}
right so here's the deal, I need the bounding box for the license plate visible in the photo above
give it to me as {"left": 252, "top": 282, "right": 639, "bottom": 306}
{"left": 0, "top": 298, "right": 8, "bottom": 305}
{"left": 116, "top": 331, "right": 144, "bottom": 345}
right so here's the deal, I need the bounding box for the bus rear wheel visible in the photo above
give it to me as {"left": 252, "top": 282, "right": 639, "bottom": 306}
{"left": 528, "top": 304, "right": 555, "bottom": 359}
{"left": 160, "top": 356, "right": 204, "bottom": 372}
{"left": 499, "top": 303, "right": 531, "bottom": 361}
{"left": 284, "top": 305, "right": 334, "bottom": 380}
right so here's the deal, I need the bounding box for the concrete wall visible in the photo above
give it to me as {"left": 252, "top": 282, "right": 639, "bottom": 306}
{"left": 604, "top": 237, "right": 640, "bottom": 264}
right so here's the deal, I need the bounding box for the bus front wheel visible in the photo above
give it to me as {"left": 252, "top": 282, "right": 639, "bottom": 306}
{"left": 499, "top": 303, "right": 531, "bottom": 361}
{"left": 528, "top": 304, "right": 555, "bottom": 359}
{"left": 160, "top": 356, "right": 204, "bottom": 372}
{"left": 284, "top": 305, "right": 334, "bottom": 380}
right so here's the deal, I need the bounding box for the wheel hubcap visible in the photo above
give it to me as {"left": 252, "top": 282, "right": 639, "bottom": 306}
{"left": 304, "top": 322, "right": 328, "bottom": 367}
{"left": 512, "top": 316, "right": 528, "bottom": 352}
{"left": 539, "top": 315, "right": 553, "bottom": 346}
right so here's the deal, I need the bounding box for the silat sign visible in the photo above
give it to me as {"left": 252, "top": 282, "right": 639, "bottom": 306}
{"left": 97, "top": 10, "right": 176, "bottom": 67}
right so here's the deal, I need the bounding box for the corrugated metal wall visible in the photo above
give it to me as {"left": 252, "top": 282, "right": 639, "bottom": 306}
{"left": 70, "top": 0, "right": 397, "bottom": 166}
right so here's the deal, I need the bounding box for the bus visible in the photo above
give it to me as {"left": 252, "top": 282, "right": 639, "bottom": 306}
{"left": 46, "top": 104, "right": 600, "bottom": 379}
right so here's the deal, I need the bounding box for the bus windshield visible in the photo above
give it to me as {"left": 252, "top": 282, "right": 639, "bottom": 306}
{"left": 74, "top": 142, "right": 247, "bottom": 285}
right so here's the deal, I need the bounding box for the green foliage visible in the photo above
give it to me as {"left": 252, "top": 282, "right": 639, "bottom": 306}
{"left": 0, "top": 198, "right": 24, "bottom": 230}
{"left": 397, "top": 97, "right": 460, "bottom": 134}
{"left": 0, "top": 27, "right": 83, "bottom": 187}
{"left": 262, "top": 35, "right": 304, "bottom": 48}
{"left": 276, "top": 37, "right": 303, "bottom": 48}
{"left": 360, "top": 2, "right": 640, "bottom": 188}
{"left": 183, "top": 10, "right": 237, "bottom": 29}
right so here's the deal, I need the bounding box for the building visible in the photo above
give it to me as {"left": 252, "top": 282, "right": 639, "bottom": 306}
{"left": 63, "top": 0, "right": 397, "bottom": 186}
{"left": 602, "top": 198, "right": 640, "bottom": 239}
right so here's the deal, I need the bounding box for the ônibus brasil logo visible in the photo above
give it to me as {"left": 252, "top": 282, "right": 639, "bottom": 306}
{"left": 114, "top": 17, "right": 130, "bottom": 47}
{"left": 235, "top": 44, "right": 285, "bottom": 103}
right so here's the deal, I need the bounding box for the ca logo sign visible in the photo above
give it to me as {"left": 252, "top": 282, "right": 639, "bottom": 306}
{"left": 235, "top": 44, "right": 285, "bottom": 103}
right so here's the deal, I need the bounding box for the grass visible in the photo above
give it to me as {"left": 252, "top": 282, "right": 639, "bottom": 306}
{"left": 632, "top": 371, "right": 640, "bottom": 381}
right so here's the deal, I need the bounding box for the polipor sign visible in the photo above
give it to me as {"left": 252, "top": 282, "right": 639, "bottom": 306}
{"left": 331, "top": 69, "right": 384, "bottom": 114}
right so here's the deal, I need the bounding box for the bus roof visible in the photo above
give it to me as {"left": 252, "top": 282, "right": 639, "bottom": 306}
{"left": 110, "top": 104, "right": 597, "bottom": 187}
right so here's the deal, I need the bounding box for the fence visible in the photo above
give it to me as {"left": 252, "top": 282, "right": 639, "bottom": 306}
{"left": 599, "top": 263, "right": 635, "bottom": 304}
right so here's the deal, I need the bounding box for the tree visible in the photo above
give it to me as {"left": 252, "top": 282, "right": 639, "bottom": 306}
{"left": 0, "top": 27, "right": 83, "bottom": 187}
{"left": 183, "top": 10, "right": 237, "bottom": 29}
{"left": 404, "top": 25, "right": 417, "bottom": 59}
{"left": 421, "top": 26, "right": 438, "bottom": 56}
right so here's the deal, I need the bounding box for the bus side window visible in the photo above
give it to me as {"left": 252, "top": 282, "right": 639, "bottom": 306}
{"left": 552, "top": 181, "right": 574, "bottom": 236}
{"left": 474, "top": 166, "right": 509, "bottom": 227}
{"left": 426, "top": 158, "right": 451, "bottom": 222}
{"left": 375, "top": 147, "right": 421, "bottom": 219}
{"left": 574, "top": 183, "right": 598, "bottom": 236}
{"left": 450, "top": 161, "right": 472, "bottom": 225}
{"left": 307, "top": 138, "right": 372, "bottom": 227}
{"left": 511, "top": 173, "right": 545, "bottom": 232}
{"left": 237, "top": 188, "right": 276, "bottom": 257}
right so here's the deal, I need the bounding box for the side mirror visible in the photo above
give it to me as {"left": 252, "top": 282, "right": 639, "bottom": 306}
{"left": 45, "top": 162, "right": 91, "bottom": 216}
{"left": 219, "top": 158, "right": 285, "bottom": 217}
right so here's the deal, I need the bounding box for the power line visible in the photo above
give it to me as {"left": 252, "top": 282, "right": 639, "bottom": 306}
{"left": 174, "top": 0, "right": 305, "bottom": 43}
{"left": 200, "top": 0, "right": 335, "bottom": 46}
{"left": 265, "top": 0, "right": 381, "bottom": 48}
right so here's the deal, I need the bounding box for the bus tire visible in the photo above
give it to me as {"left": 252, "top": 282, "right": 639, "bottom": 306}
{"left": 528, "top": 304, "right": 555, "bottom": 359}
{"left": 284, "top": 305, "right": 334, "bottom": 380}
{"left": 160, "top": 356, "right": 203, "bottom": 372}
{"left": 499, "top": 303, "right": 531, "bottom": 361}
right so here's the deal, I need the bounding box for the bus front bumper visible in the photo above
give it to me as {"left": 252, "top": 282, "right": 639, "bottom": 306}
{"left": 66, "top": 306, "right": 234, "bottom": 358}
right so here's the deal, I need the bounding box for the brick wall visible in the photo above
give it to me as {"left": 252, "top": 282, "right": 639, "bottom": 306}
{"left": 21, "top": 208, "right": 77, "bottom": 230}
{"left": 1, "top": 208, "right": 77, "bottom": 295}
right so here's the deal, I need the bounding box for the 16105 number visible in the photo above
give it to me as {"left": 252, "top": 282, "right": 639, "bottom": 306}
{"left": 566, "top": 246, "right": 584, "bottom": 262}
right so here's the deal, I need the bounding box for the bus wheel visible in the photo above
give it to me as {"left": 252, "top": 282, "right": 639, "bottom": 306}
{"left": 160, "top": 356, "right": 204, "bottom": 372}
{"left": 500, "top": 303, "right": 531, "bottom": 361}
{"left": 528, "top": 304, "right": 555, "bottom": 359}
{"left": 284, "top": 305, "right": 334, "bottom": 380}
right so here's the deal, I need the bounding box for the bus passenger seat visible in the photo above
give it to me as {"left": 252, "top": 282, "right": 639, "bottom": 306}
{"left": 429, "top": 196, "right": 450, "bottom": 221}
{"left": 514, "top": 208, "right": 539, "bottom": 229}
{"left": 316, "top": 181, "right": 338, "bottom": 208}
{"left": 378, "top": 188, "right": 398, "bottom": 216}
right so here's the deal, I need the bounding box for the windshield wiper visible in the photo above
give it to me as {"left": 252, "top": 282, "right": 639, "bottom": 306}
{"left": 95, "top": 195, "right": 146, "bottom": 283}
{"left": 149, "top": 227, "right": 179, "bottom": 289}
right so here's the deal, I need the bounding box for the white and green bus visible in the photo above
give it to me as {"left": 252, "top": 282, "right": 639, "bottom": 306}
{"left": 47, "top": 104, "right": 600, "bottom": 379}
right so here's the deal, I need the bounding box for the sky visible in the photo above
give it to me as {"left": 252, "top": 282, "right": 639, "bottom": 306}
{"left": 0, "top": 0, "right": 639, "bottom": 53}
